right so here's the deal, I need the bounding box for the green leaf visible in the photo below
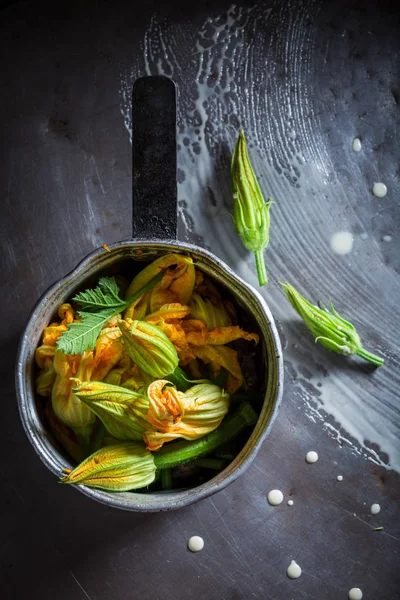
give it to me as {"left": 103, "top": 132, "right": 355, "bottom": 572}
{"left": 98, "top": 277, "right": 124, "bottom": 302}
{"left": 57, "top": 271, "right": 165, "bottom": 355}
{"left": 56, "top": 308, "right": 116, "bottom": 354}
{"left": 73, "top": 277, "right": 126, "bottom": 311}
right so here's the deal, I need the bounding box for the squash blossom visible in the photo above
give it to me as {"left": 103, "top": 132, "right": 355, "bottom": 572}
{"left": 118, "top": 319, "right": 179, "bottom": 378}
{"left": 51, "top": 350, "right": 96, "bottom": 443}
{"left": 124, "top": 254, "right": 195, "bottom": 319}
{"left": 72, "top": 380, "right": 154, "bottom": 441}
{"left": 144, "top": 380, "right": 230, "bottom": 451}
{"left": 35, "top": 344, "right": 56, "bottom": 397}
{"left": 145, "top": 304, "right": 258, "bottom": 393}
{"left": 189, "top": 293, "right": 232, "bottom": 329}
{"left": 281, "top": 283, "right": 384, "bottom": 367}
{"left": 60, "top": 442, "right": 156, "bottom": 491}
{"left": 231, "top": 129, "right": 273, "bottom": 286}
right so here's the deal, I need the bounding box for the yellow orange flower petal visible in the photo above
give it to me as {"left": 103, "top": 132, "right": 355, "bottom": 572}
{"left": 206, "top": 325, "right": 258, "bottom": 345}
{"left": 145, "top": 303, "right": 191, "bottom": 324}
{"left": 169, "top": 261, "right": 196, "bottom": 304}
{"left": 58, "top": 303, "right": 75, "bottom": 324}
{"left": 149, "top": 288, "right": 178, "bottom": 313}
{"left": 145, "top": 380, "right": 229, "bottom": 450}
{"left": 92, "top": 327, "right": 123, "bottom": 381}
{"left": 35, "top": 344, "right": 56, "bottom": 369}
{"left": 42, "top": 323, "right": 68, "bottom": 346}
{"left": 52, "top": 350, "right": 96, "bottom": 437}
{"left": 192, "top": 345, "right": 243, "bottom": 393}
{"left": 125, "top": 254, "right": 194, "bottom": 319}
{"left": 147, "top": 380, "right": 184, "bottom": 430}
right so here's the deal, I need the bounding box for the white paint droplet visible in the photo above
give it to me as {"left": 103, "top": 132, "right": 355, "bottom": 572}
{"left": 382, "top": 235, "right": 392, "bottom": 242}
{"left": 330, "top": 231, "right": 354, "bottom": 255}
{"left": 371, "top": 503, "right": 381, "bottom": 515}
{"left": 188, "top": 536, "right": 204, "bottom": 552}
{"left": 287, "top": 560, "right": 302, "bottom": 579}
{"left": 267, "top": 489, "right": 284, "bottom": 506}
{"left": 372, "top": 182, "right": 388, "bottom": 197}
{"left": 352, "top": 137, "right": 362, "bottom": 152}
{"left": 306, "top": 451, "right": 319, "bottom": 464}
{"left": 337, "top": 475, "right": 343, "bottom": 482}
{"left": 287, "top": 499, "right": 294, "bottom": 506}
{"left": 348, "top": 587, "right": 363, "bottom": 600}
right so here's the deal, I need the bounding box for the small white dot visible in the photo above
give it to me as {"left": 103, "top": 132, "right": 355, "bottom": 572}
{"left": 371, "top": 503, "right": 381, "bottom": 515}
{"left": 330, "top": 231, "right": 354, "bottom": 255}
{"left": 306, "top": 451, "right": 319, "bottom": 464}
{"left": 287, "top": 500, "right": 294, "bottom": 506}
{"left": 337, "top": 475, "right": 343, "bottom": 482}
{"left": 372, "top": 182, "right": 387, "bottom": 198}
{"left": 287, "top": 560, "right": 302, "bottom": 579}
{"left": 348, "top": 587, "right": 363, "bottom": 600}
{"left": 188, "top": 536, "right": 204, "bottom": 552}
{"left": 268, "top": 489, "right": 284, "bottom": 506}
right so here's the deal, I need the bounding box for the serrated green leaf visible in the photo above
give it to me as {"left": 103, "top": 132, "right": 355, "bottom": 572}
{"left": 73, "top": 277, "right": 126, "bottom": 312}
{"left": 56, "top": 308, "right": 116, "bottom": 354}
{"left": 98, "top": 277, "right": 124, "bottom": 302}
{"left": 57, "top": 271, "right": 165, "bottom": 355}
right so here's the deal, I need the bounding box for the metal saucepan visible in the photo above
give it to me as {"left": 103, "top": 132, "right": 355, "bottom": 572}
{"left": 15, "top": 76, "right": 283, "bottom": 511}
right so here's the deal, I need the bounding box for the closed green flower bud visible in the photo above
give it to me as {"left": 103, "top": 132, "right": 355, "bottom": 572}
{"left": 118, "top": 319, "right": 179, "bottom": 378}
{"left": 72, "top": 380, "right": 153, "bottom": 441}
{"left": 281, "top": 283, "right": 384, "bottom": 367}
{"left": 231, "top": 129, "right": 273, "bottom": 286}
{"left": 60, "top": 442, "right": 156, "bottom": 491}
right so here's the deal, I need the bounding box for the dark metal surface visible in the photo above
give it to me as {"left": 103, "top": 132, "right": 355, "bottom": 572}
{"left": 132, "top": 77, "right": 177, "bottom": 239}
{"left": 1, "top": 0, "right": 399, "bottom": 599}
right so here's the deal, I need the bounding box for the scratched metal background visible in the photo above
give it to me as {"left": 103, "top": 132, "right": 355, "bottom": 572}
{"left": 0, "top": 0, "right": 399, "bottom": 598}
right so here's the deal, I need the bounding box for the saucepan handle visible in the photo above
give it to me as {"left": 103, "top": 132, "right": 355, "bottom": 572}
{"left": 132, "top": 75, "right": 178, "bottom": 240}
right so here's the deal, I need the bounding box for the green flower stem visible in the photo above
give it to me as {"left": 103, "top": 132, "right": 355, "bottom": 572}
{"left": 160, "top": 468, "right": 172, "bottom": 489}
{"left": 124, "top": 272, "right": 164, "bottom": 306}
{"left": 166, "top": 366, "right": 192, "bottom": 391}
{"left": 153, "top": 402, "right": 258, "bottom": 470}
{"left": 356, "top": 347, "right": 384, "bottom": 367}
{"left": 254, "top": 249, "right": 268, "bottom": 286}
{"left": 196, "top": 458, "right": 227, "bottom": 470}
